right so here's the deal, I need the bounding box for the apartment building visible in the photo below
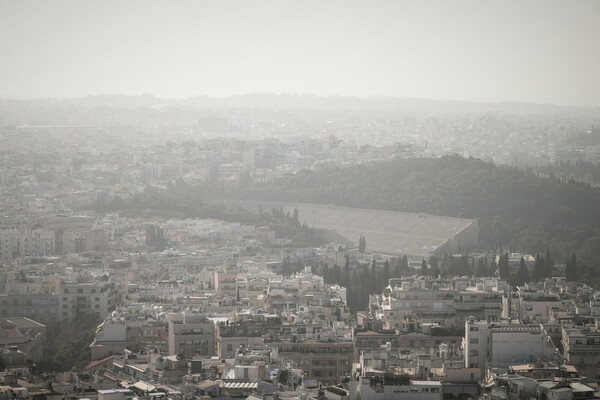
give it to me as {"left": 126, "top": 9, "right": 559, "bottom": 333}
{"left": 561, "top": 325, "right": 600, "bottom": 379}
{"left": 167, "top": 312, "right": 214, "bottom": 357}
{"left": 271, "top": 338, "right": 354, "bottom": 384}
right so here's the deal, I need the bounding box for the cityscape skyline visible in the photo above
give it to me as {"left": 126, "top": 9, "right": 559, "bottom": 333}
{"left": 1, "top": 0, "right": 600, "bottom": 391}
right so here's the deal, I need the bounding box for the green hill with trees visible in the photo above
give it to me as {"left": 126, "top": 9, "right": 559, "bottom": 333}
{"left": 241, "top": 155, "right": 600, "bottom": 287}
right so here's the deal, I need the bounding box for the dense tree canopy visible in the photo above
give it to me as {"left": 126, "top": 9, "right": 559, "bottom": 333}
{"left": 36, "top": 314, "right": 100, "bottom": 372}
{"left": 240, "top": 155, "right": 600, "bottom": 287}
{"left": 96, "top": 156, "right": 600, "bottom": 288}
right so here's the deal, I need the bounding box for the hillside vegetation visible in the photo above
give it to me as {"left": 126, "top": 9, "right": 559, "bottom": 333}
{"left": 241, "top": 156, "right": 600, "bottom": 285}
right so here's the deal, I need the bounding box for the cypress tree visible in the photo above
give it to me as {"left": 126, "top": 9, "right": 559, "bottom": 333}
{"left": 358, "top": 235, "right": 366, "bottom": 253}
{"left": 322, "top": 264, "right": 330, "bottom": 282}
{"left": 460, "top": 254, "right": 470, "bottom": 276}
{"left": 343, "top": 254, "right": 351, "bottom": 287}
{"left": 430, "top": 262, "right": 440, "bottom": 278}
{"left": 489, "top": 258, "right": 498, "bottom": 277}
{"left": 370, "top": 258, "right": 377, "bottom": 294}
{"left": 515, "top": 256, "right": 529, "bottom": 286}
{"left": 499, "top": 253, "right": 510, "bottom": 280}
{"left": 383, "top": 259, "right": 391, "bottom": 285}
{"left": 544, "top": 248, "right": 553, "bottom": 279}
{"left": 429, "top": 255, "right": 439, "bottom": 275}
{"left": 333, "top": 264, "right": 341, "bottom": 283}
{"left": 420, "top": 258, "right": 428, "bottom": 276}
{"left": 392, "top": 256, "right": 401, "bottom": 277}
{"left": 475, "top": 258, "right": 488, "bottom": 277}
{"left": 531, "top": 253, "right": 545, "bottom": 282}
{"left": 566, "top": 253, "right": 579, "bottom": 282}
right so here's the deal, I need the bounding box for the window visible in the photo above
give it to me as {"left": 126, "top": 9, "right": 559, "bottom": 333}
{"left": 470, "top": 327, "right": 478, "bottom": 332}
{"left": 470, "top": 338, "right": 478, "bottom": 344}
{"left": 77, "top": 289, "right": 83, "bottom": 294}
{"left": 227, "top": 344, "right": 233, "bottom": 351}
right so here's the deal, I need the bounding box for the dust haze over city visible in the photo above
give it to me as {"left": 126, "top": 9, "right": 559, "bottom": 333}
{"left": 1, "top": 0, "right": 600, "bottom": 398}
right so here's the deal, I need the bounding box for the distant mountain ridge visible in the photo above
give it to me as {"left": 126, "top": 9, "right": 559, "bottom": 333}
{"left": 2, "top": 93, "right": 599, "bottom": 116}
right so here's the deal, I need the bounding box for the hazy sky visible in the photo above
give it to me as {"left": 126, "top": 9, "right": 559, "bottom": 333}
{"left": 1, "top": 0, "right": 599, "bottom": 106}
